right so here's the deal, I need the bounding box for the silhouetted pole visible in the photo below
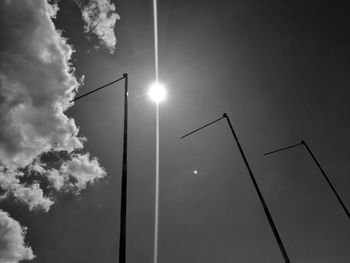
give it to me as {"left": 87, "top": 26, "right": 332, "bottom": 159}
{"left": 301, "top": 141, "right": 350, "bottom": 218}
{"left": 264, "top": 140, "right": 350, "bottom": 219}
{"left": 181, "top": 113, "right": 291, "bottom": 263}
{"left": 70, "top": 73, "right": 129, "bottom": 263}
{"left": 119, "top": 73, "right": 128, "bottom": 263}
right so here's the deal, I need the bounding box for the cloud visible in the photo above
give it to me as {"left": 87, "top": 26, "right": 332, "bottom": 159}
{"left": 0, "top": 0, "right": 120, "bottom": 261}
{"left": 0, "top": 0, "right": 106, "bottom": 211}
{"left": 0, "top": 0, "right": 81, "bottom": 172}
{"left": 74, "top": 0, "right": 120, "bottom": 53}
{"left": 0, "top": 210, "right": 35, "bottom": 263}
{"left": 0, "top": 169, "right": 53, "bottom": 212}
{"left": 48, "top": 153, "right": 106, "bottom": 191}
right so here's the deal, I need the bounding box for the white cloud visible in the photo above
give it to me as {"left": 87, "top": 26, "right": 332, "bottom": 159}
{"left": 0, "top": 0, "right": 106, "bottom": 211}
{"left": 0, "top": 0, "right": 119, "bottom": 261}
{"left": 0, "top": 210, "right": 35, "bottom": 263}
{"left": 74, "top": 0, "right": 120, "bottom": 53}
{"left": 62, "top": 153, "right": 106, "bottom": 190}
{"left": 0, "top": 169, "right": 53, "bottom": 212}
{"left": 47, "top": 153, "right": 106, "bottom": 191}
{"left": 12, "top": 183, "right": 54, "bottom": 212}
{"left": 0, "top": 0, "right": 82, "bottom": 172}
{"left": 47, "top": 169, "right": 65, "bottom": 191}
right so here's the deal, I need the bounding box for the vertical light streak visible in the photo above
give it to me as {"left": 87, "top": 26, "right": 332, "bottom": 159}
{"left": 153, "top": 1, "right": 160, "bottom": 263}
{"left": 154, "top": 103, "right": 159, "bottom": 263}
{"left": 153, "top": 0, "right": 159, "bottom": 83}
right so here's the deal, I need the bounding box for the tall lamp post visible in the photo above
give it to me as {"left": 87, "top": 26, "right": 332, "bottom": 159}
{"left": 70, "top": 73, "right": 128, "bottom": 263}
{"left": 181, "top": 113, "right": 291, "bottom": 263}
{"left": 264, "top": 140, "right": 350, "bottom": 219}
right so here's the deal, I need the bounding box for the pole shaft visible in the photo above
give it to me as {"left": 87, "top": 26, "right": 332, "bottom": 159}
{"left": 223, "top": 113, "right": 291, "bottom": 263}
{"left": 119, "top": 73, "right": 128, "bottom": 263}
{"left": 302, "top": 141, "right": 350, "bottom": 219}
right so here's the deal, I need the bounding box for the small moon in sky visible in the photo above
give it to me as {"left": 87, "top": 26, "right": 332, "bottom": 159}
{"left": 193, "top": 170, "right": 198, "bottom": 175}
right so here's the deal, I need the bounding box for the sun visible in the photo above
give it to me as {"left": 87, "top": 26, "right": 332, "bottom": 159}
{"left": 148, "top": 82, "right": 166, "bottom": 103}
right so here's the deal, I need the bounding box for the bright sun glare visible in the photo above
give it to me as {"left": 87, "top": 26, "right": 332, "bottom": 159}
{"left": 148, "top": 82, "right": 166, "bottom": 103}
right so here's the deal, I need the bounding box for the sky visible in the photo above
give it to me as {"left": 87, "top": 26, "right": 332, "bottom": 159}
{"left": 0, "top": 0, "right": 349, "bottom": 263}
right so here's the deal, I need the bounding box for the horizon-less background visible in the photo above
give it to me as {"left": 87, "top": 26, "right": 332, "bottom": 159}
{"left": 1, "top": 0, "right": 349, "bottom": 262}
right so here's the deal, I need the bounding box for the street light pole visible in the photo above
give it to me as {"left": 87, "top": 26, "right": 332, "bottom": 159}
{"left": 70, "top": 73, "right": 129, "bottom": 263}
{"left": 264, "top": 140, "right": 350, "bottom": 219}
{"left": 119, "top": 73, "right": 128, "bottom": 263}
{"left": 222, "top": 113, "right": 291, "bottom": 263}
{"left": 181, "top": 113, "right": 291, "bottom": 263}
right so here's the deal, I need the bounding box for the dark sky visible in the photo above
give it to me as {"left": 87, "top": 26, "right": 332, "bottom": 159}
{"left": 5, "top": 0, "right": 350, "bottom": 262}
